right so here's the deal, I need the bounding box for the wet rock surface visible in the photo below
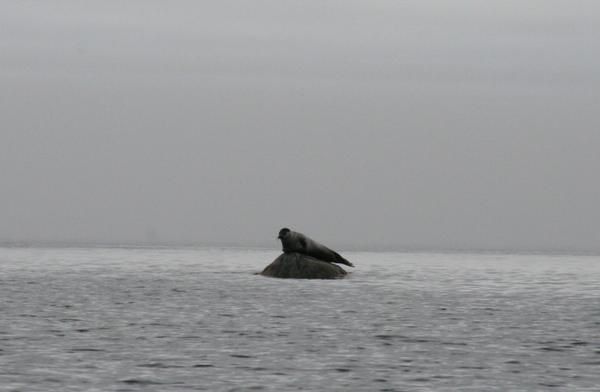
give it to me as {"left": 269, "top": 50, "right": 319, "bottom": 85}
{"left": 261, "top": 252, "right": 347, "bottom": 279}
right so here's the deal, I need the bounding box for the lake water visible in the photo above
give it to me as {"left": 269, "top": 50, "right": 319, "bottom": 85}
{"left": 1, "top": 247, "right": 599, "bottom": 391}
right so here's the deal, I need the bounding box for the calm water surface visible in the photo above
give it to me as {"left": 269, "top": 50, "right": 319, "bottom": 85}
{"left": 1, "top": 247, "right": 599, "bottom": 391}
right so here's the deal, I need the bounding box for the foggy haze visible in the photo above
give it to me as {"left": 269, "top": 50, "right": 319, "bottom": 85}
{"left": 1, "top": 1, "right": 599, "bottom": 252}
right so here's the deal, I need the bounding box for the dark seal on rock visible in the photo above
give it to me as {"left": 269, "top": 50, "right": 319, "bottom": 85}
{"left": 261, "top": 252, "right": 347, "bottom": 279}
{"left": 277, "top": 228, "right": 354, "bottom": 267}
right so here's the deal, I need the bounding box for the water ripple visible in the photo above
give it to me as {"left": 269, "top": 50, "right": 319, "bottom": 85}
{"left": 1, "top": 247, "right": 599, "bottom": 390}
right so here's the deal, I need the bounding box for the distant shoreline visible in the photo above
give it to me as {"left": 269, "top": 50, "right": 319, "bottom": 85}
{"left": 1, "top": 240, "right": 598, "bottom": 257}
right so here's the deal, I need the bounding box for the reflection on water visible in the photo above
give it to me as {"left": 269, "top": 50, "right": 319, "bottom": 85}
{"left": 1, "top": 247, "right": 599, "bottom": 391}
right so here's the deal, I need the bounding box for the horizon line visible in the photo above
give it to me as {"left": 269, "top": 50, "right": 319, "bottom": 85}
{"left": 1, "top": 239, "right": 599, "bottom": 257}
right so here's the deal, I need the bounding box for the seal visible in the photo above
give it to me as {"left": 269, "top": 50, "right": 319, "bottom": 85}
{"left": 277, "top": 228, "right": 354, "bottom": 267}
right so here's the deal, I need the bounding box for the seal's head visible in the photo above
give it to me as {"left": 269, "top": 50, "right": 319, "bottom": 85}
{"left": 277, "top": 227, "right": 291, "bottom": 240}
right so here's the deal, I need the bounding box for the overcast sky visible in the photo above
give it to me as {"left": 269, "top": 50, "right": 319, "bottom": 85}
{"left": 1, "top": 1, "right": 599, "bottom": 251}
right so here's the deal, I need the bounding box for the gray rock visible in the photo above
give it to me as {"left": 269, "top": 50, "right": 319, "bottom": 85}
{"left": 261, "top": 252, "right": 348, "bottom": 279}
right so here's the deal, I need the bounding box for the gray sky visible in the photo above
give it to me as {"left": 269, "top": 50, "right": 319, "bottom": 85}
{"left": 2, "top": 1, "right": 600, "bottom": 251}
